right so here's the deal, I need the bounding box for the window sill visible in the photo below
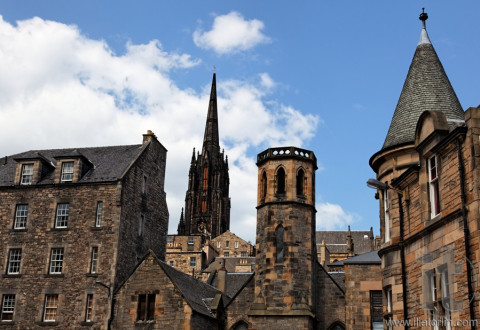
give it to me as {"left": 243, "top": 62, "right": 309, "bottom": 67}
{"left": 90, "top": 227, "right": 103, "bottom": 231}
{"left": 85, "top": 273, "right": 99, "bottom": 278}
{"left": 51, "top": 228, "right": 69, "bottom": 232}
{"left": 0, "top": 321, "right": 14, "bottom": 325}
{"left": 80, "top": 321, "right": 94, "bottom": 326}
{"left": 44, "top": 274, "right": 64, "bottom": 278}
{"left": 2, "top": 274, "right": 21, "bottom": 278}
{"left": 11, "top": 228, "right": 27, "bottom": 233}
{"left": 135, "top": 320, "right": 156, "bottom": 325}
{"left": 37, "top": 321, "right": 59, "bottom": 326}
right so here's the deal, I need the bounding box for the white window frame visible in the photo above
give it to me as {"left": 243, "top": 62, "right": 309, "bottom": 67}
{"left": 226, "top": 241, "right": 230, "bottom": 248}
{"left": 383, "top": 190, "right": 390, "bottom": 242}
{"left": 60, "top": 162, "right": 74, "bottom": 182}
{"left": 440, "top": 268, "right": 451, "bottom": 330}
{"left": 85, "top": 294, "right": 93, "bottom": 322}
{"left": 235, "top": 241, "right": 239, "bottom": 249}
{"left": 1, "top": 294, "right": 15, "bottom": 322}
{"left": 224, "top": 252, "right": 229, "bottom": 257}
{"left": 49, "top": 248, "right": 64, "bottom": 274}
{"left": 428, "top": 155, "right": 441, "bottom": 218}
{"left": 90, "top": 247, "right": 98, "bottom": 274}
{"left": 43, "top": 294, "right": 58, "bottom": 322}
{"left": 217, "top": 241, "right": 221, "bottom": 248}
{"left": 169, "top": 260, "right": 174, "bottom": 267}
{"left": 95, "top": 202, "right": 103, "bottom": 227}
{"left": 7, "top": 249, "right": 22, "bottom": 275}
{"left": 20, "top": 163, "right": 33, "bottom": 185}
{"left": 190, "top": 257, "right": 196, "bottom": 267}
{"left": 55, "top": 203, "right": 69, "bottom": 229}
{"left": 241, "top": 251, "right": 247, "bottom": 258}
{"left": 187, "top": 237, "right": 194, "bottom": 245}
{"left": 14, "top": 204, "right": 28, "bottom": 230}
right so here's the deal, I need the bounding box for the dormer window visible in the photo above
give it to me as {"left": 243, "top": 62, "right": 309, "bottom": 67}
{"left": 20, "top": 164, "right": 34, "bottom": 185}
{"left": 61, "top": 162, "right": 74, "bottom": 182}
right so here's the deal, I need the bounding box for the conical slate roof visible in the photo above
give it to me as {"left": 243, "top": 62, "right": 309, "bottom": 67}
{"left": 382, "top": 13, "right": 464, "bottom": 150}
{"left": 203, "top": 73, "right": 220, "bottom": 157}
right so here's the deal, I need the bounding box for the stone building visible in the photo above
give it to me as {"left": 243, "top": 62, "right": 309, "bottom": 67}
{"left": 209, "top": 230, "right": 255, "bottom": 258}
{"left": 165, "top": 234, "right": 211, "bottom": 277}
{"left": 369, "top": 10, "right": 480, "bottom": 327}
{"left": 0, "top": 131, "right": 168, "bottom": 329}
{"left": 177, "top": 73, "right": 231, "bottom": 239}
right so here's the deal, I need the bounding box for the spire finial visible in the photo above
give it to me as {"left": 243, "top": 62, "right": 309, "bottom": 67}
{"left": 419, "top": 8, "right": 428, "bottom": 28}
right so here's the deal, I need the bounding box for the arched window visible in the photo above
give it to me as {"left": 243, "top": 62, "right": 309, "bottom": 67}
{"left": 276, "top": 167, "right": 285, "bottom": 195}
{"left": 327, "top": 321, "right": 345, "bottom": 330}
{"left": 296, "top": 169, "right": 305, "bottom": 196}
{"left": 275, "top": 225, "right": 284, "bottom": 263}
{"left": 231, "top": 321, "right": 249, "bottom": 330}
{"left": 261, "top": 171, "right": 267, "bottom": 199}
{"left": 202, "top": 167, "right": 208, "bottom": 191}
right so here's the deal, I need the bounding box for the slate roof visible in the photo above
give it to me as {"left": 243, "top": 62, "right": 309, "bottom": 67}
{"left": 0, "top": 144, "right": 146, "bottom": 186}
{"left": 328, "top": 271, "right": 345, "bottom": 291}
{"left": 208, "top": 272, "right": 254, "bottom": 303}
{"left": 316, "top": 230, "right": 373, "bottom": 255}
{"left": 332, "top": 250, "right": 381, "bottom": 266}
{"left": 382, "top": 20, "right": 464, "bottom": 150}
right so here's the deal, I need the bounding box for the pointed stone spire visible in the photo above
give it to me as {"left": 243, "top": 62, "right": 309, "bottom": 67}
{"left": 177, "top": 208, "right": 185, "bottom": 235}
{"left": 202, "top": 73, "right": 220, "bottom": 157}
{"left": 382, "top": 9, "right": 464, "bottom": 150}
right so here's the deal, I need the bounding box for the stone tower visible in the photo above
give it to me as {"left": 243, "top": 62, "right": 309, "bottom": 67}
{"left": 249, "top": 147, "right": 317, "bottom": 329}
{"left": 178, "top": 73, "right": 231, "bottom": 239}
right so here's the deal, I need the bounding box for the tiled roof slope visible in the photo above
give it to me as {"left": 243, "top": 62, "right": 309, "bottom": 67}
{"left": 316, "top": 230, "right": 373, "bottom": 254}
{"left": 208, "top": 272, "right": 253, "bottom": 302}
{"left": 382, "top": 24, "right": 464, "bottom": 150}
{"left": 0, "top": 144, "right": 145, "bottom": 186}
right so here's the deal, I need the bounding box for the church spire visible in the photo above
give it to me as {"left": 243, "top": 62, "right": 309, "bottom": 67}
{"left": 382, "top": 9, "right": 464, "bottom": 150}
{"left": 202, "top": 73, "right": 220, "bottom": 157}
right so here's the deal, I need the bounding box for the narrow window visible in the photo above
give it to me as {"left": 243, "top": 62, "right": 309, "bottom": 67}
{"left": 275, "top": 226, "right": 284, "bottom": 263}
{"left": 224, "top": 252, "right": 229, "bottom": 257}
{"left": 201, "top": 199, "right": 207, "bottom": 213}
{"left": 43, "top": 294, "right": 58, "bottom": 322}
{"left": 296, "top": 169, "right": 305, "bottom": 196}
{"left": 14, "top": 204, "right": 28, "bottom": 229}
{"left": 226, "top": 241, "right": 230, "bottom": 248}
{"left": 61, "top": 162, "right": 74, "bottom": 182}
{"left": 49, "top": 248, "right": 64, "bottom": 274}
{"left": 137, "top": 294, "right": 155, "bottom": 321}
{"left": 217, "top": 241, "right": 221, "bottom": 248}
{"left": 276, "top": 167, "right": 286, "bottom": 195}
{"left": 1, "top": 295, "right": 15, "bottom": 321}
{"left": 167, "top": 237, "right": 173, "bottom": 244}
{"left": 202, "top": 167, "right": 208, "bottom": 191}
{"left": 169, "top": 261, "right": 174, "bottom": 267}
{"left": 142, "top": 175, "right": 147, "bottom": 194}
{"left": 6, "top": 249, "right": 22, "bottom": 275}
{"left": 187, "top": 237, "right": 194, "bottom": 245}
{"left": 440, "top": 268, "right": 451, "bottom": 330}
{"left": 370, "top": 291, "right": 383, "bottom": 330}
{"left": 20, "top": 163, "right": 33, "bottom": 185}
{"left": 55, "top": 203, "right": 69, "bottom": 228}
{"left": 95, "top": 202, "right": 103, "bottom": 227}
{"left": 90, "top": 247, "right": 99, "bottom": 274}
{"left": 385, "top": 287, "right": 393, "bottom": 330}
{"left": 261, "top": 171, "right": 267, "bottom": 199}
{"left": 190, "top": 257, "right": 196, "bottom": 267}
{"left": 241, "top": 251, "right": 247, "bottom": 258}
{"left": 235, "top": 241, "right": 239, "bottom": 248}
{"left": 383, "top": 190, "right": 390, "bottom": 243}
{"left": 138, "top": 214, "right": 144, "bottom": 236}
{"left": 428, "top": 156, "right": 440, "bottom": 217}
{"left": 85, "top": 294, "right": 93, "bottom": 322}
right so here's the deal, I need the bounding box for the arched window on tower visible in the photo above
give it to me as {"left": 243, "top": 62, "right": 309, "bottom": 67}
{"left": 276, "top": 167, "right": 286, "bottom": 195}
{"left": 261, "top": 171, "right": 267, "bottom": 199}
{"left": 275, "top": 225, "right": 284, "bottom": 263}
{"left": 296, "top": 168, "right": 305, "bottom": 196}
{"left": 202, "top": 167, "right": 208, "bottom": 191}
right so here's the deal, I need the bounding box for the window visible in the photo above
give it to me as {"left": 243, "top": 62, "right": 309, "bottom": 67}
{"left": 235, "top": 241, "right": 239, "bottom": 249}
{"left": 137, "top": 294, "right": 155, "bottom": 321}
{"left": 276, "top": 226, "right": 284, "bottom": 263}
{"left": 440, "top": 268, "right": 451, "bottom": 330}
{"left": 95, "top": 202, "right": 103, "bottom": 227}
{"left": 190, "top": 257, "right": 196, "bottom": 267}
{"left": 201, "top": 200, "right": 207, "bottom": 213}
{"left": 428, "top": 155, "right": 441, "bottom": 217}
{"left": 276, "top": 167, "right": 286, "bottom": 195}
{"left": 142, "top": 175, "right": 147, "bottom": 194}
{"left": 224, "top": 252, "right": 229, "bottom": 257}
{"left": 1, "top": 295, "right": 15, "bottom": 321}
{"left": 261, "top": 171, "right": 267, "bottom": 199}
{"left": 169, "top": 261, "right": 174, "bottom": 267}
{"left": 217, "top": 241, "right": 221, "bottom": 248}
{"left": 188, "top": 237, "right": 194, "bottom": 245}
{"left": 241, "top": 251, "right": 247, "bottom": 258}
{"left": 240, "top": 258, "right": 248, "bottom": 264}
{"left": 90, "top": 247, "right": 98, "bottom": 274}
{"left": 14, "top": 204, "right": 28, "bottom": 229}
{"left": 296, "top": 169, "right": 305, "bottom": 196}
{"left": 383, "top": 190, "right": 390, "bottom": 242}
{"left": 55, "top": 203, "right": 69, "bottom": 228}
{"left": 49, "top": 248, "right": 64, "bottom": 274}
{"left": 85, "top": 294, "right": 93, "bottom": 322}
{"left": 138, "top": 214, "right": 144, "bottom": 236}
{"left": 386, "top": 287, "right": 393, "bottom": 330}
{"left": 6, "top": 249, "right": 22, "bottom": 274}
{"left": 226, "top": 241, "right": 230, "bottom": 248}
{"left": 167, "top": 237, "right": 173, "bottom": 244}
{"left": 20, "top": 163, "right": 33, "bottom": 185}
{"left": 202, "top": 167, "right": 208, "bottom": 191}
{"left": 61, "top": 162, "right": 74, "bottom": 182}
{"left": 370, "top": 291, "right": 383, "bottom": 330}
{"left": 43, "top": 294, "right": 58, "bottom": 322}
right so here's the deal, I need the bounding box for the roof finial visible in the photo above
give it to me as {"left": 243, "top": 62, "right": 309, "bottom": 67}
{"left": 419, "top": 8, "right": 428, "bottom": 28}
{"left": 213, "top": 65, "right": 216, "bottom": 73}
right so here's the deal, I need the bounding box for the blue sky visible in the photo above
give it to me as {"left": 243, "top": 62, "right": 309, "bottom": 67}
{"left": 0, "top": 1, "right": 479, "bottom": 243}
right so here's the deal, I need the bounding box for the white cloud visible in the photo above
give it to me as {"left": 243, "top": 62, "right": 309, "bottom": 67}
{"left": 193, "top": 11, "right": 270, "bottom": 55}
{"left": 0, "top": 16, "right": 317, "bottom": 243}
{"left": 316, "top": 202, "right": 360, "bottom": 231}
{"left": 259, "top": 73, "right": 275, "bottom": 89}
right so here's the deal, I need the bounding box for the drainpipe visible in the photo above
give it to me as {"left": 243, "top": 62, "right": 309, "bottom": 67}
{"left": 456, "top": 138, "right": 476, "bottom": 329}
{"left": 398, "top": 193, "right": 409, "bottom": 328}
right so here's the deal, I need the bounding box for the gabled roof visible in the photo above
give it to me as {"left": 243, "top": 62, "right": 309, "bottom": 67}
{"left": 0, "top": 144, "right": 146, "bottom": 186}
{"left": 316, "top": 230, "right": 373, "bottom": 255}
{"left": 382, "top": 13, "right": 464, "bottom": 150}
